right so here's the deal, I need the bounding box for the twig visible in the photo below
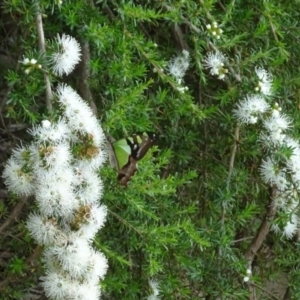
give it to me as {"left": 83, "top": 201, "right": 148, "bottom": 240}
{"left": 0, "top": 199, "right": 26, "bottom": 236}
{"left": 244, "top": 187, "right": 277, "bottom": 262}
{"left": 76, "top": 0, "right": 99, "bottom": 116}
{"left": 35, "top": 2, "right": 52, "bottom": 112}
{"left": 244, "top": 187, "right": 277, "bottom": 299}
{"left": 108, "top": 208, "right": 142, "bottom": 235}
{"left": 226, "top": 125, "right": 240, "bottom": 188}
{"left": 77, "top": 42, "right": 98, "bottom": 116}
{"left": 171, "top": 23, "right": 189, "bottom": 51}
{"left": 269, "top": 20, "right": 279, "bottom": 43}
{"left": 250, "top": 282, "right": 281, "bottom": 300}
{"left": 0, "top": 246, "right": 41, "bottom": 289}
{"left": 218, "top": 125, "right": 240, "bottom": 243}
{"left": 232, "top": 236, "right": 254, "bottom": 243}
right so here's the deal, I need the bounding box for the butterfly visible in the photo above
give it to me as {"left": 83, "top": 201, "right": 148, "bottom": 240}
{"left": 109, "top": 132, "right": 158, "bottom": 186}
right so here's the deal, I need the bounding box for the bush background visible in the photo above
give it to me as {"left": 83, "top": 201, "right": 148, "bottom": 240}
{"left": 1, "top": 1, "right": 300, "bottom": 299}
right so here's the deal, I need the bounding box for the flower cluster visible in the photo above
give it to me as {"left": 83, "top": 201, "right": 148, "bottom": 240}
{"left": 50, "top": 34, "right": 81, "bottom": 76}
{"left": 206, "top": 22, "right": 223, "bottom": 39}
{"left": 21, "top": 57, "right": 42, "bottom": 74}
{"left": 233, "top": 95, "right": 270, "bottom": 124}
{"left": 3, "top": 85, "right": 107, "bottom": 300}
{"left": 243, "top": 268, "right": 252, "bottom": 283}
{"left": 233, "top": 68, "right": 300, "bottom": 239}
{"left": 203, "top": 51, "right": 228, "bottom": 80}
{"left": 167, "top": 50, "right": 190, "bottom": 92}
{"left": 255, "top": 67, "right": 273, "bottom": 96}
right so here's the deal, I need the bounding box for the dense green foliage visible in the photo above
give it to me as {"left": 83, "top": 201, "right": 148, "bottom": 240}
{"left": 1, "top": 0, "right": 300, "bottom": 299}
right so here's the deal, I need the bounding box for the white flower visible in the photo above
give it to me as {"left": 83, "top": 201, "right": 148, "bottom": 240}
{"left": 206, "top": 22, "right": 223, "bottom": 39}
{"left": 42, "top": 120, "right": 51, "bottom": 128}
{"left": 182, "top": 49, "right": 189, "bottom": 58}
{"left": 249, "top": 116, "right": 258, "bottom": 124}
{"left": 260, "top": 156, "right": 287, "bottom": 189}
{"left": 86, "top": 250, "right": 108, "bottom": 281}
{"left": 74, "top": 167, "right": 103, "bottom": 205}
{"left": 243, "top": 276, "right": 250, "bottom": 282}
{"left": 237, "top": 114, "right": 258, "bottom": 124}
{"left": 260, "top": 131, "right": 286, "bottom": 147}
{"left": 244, "top": 95, "right": 270, "bottom": 113}
{"left": 271, "top": 223, "right": 281, "bottom": 234}
{"left": 74, "top": 204, "right": 107, "bottom": 240}
{"left": 44, "top": 143, "right": 71, "bottom": 169}
{"left": 64, "top": 104, "right": 95, "bottom": 132}
{"left": 41, "top": 270, "right": 74, "bottom": 299}
{"left": 282, "top": 214, "right": 298, "bottom": 239}
{"left": 35, "top": 179, "right": 78, "bottom": 218}
{"left": 255, "top": 67, "right": 271, "bottom": 81}
{"left": 51, "top": 237, "right": 92, "bottom": 277}
{"left": 11, "top": 145, "right": 31, "bottom": 164}
{"left": 56, "top": 85, "right": 103, "bottom": 138}
{"left": 51, "top": 34, "right": 81, "bottom": 76}
{"left": 80, "top": 149, "right": 107, "bottom": 170}
{"left": 75, "top": 282, "right": 101, "bottom": 300}
{"left": 287, "top": 154, "right": 300, "bottom": 183}
{"left": 30, "top": 143, "right": 72, "bottom": 171}
{"left": 2, "top": 158, "right": 34, "bottom": 196}
{"left": 233, "top": 95, "right": 270, "bottom": 124}
{"left": 167, "top": 50, "right": 190, "bottom": 83}
{"left": 21, "top": 57, "right": 40, "bottom": 74}
{"left": 255, "top": 67, "right": 272, "bottom": 96}
{"left": 263, "top": 114, "right": 291, "bottom": 134}
{"left": 246, "top": 268, "right": 252, "bottom": 275}
{"left": 36, "top": 166, "right": 75, "bottom": 191}
{"left": 56, "top": 84, "right": 83, "bottom": 108}
{"left": 272, "top": 109, "right": 280, "bottom": 118}
{"left": 149, "top": 280, "right": 160, "bottom": 296}
{"left": 203, "top": 51, "right": 227, "bottom": 79}
{"left": 147, "top": 280, "right": 161, "bottom": 300}
{"left": 21, "top": 57, "right": 39, "bottom": 66}
{"left": 261, "top": 113, "right": 290, "bottom": 146}
{"left": 273, "top": 174, "right": 288, "bottom": 191}
{"left": 28, "top": 118, "right": 71, "bottom": 144}
{"left": 284, "top": 137, "right": 300, "bottom": 157}
{"left": 26, "top": 213, "right": 59, "bottom": 245}
{"left": 274, "top": 194, "right": 288, "bottom": 210}
{"left": 56, "top": 86, "right": 107, "bottom": 163}
{"left": 286, "top": 199, "right": 298, "bottom": 213}
{"left": 22, "top": 57, "right": 30, "bottom": 65}
{"left": 177, "top": 86, "right": 185, "bottom": 93}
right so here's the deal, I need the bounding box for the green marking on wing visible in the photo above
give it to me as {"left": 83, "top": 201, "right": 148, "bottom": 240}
{"left": 113, "top": 138, "right": 132, "bottom": 169}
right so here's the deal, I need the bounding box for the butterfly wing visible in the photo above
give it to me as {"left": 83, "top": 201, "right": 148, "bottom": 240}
{"left": 113, "top": 138, "right": 132, "bottom": 170}
{"left": 117, "top": 156, "right": 138, "bottom": 187}
{"left": 127, "top": 132, "right": 158, "bottom": 161}
{"left": 112, "top": 132, "right": 158, "bottom": 186}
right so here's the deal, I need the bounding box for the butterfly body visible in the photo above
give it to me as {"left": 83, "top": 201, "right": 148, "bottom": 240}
{"left": 112, "top": 132, "right": 157, "bottom": 186}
